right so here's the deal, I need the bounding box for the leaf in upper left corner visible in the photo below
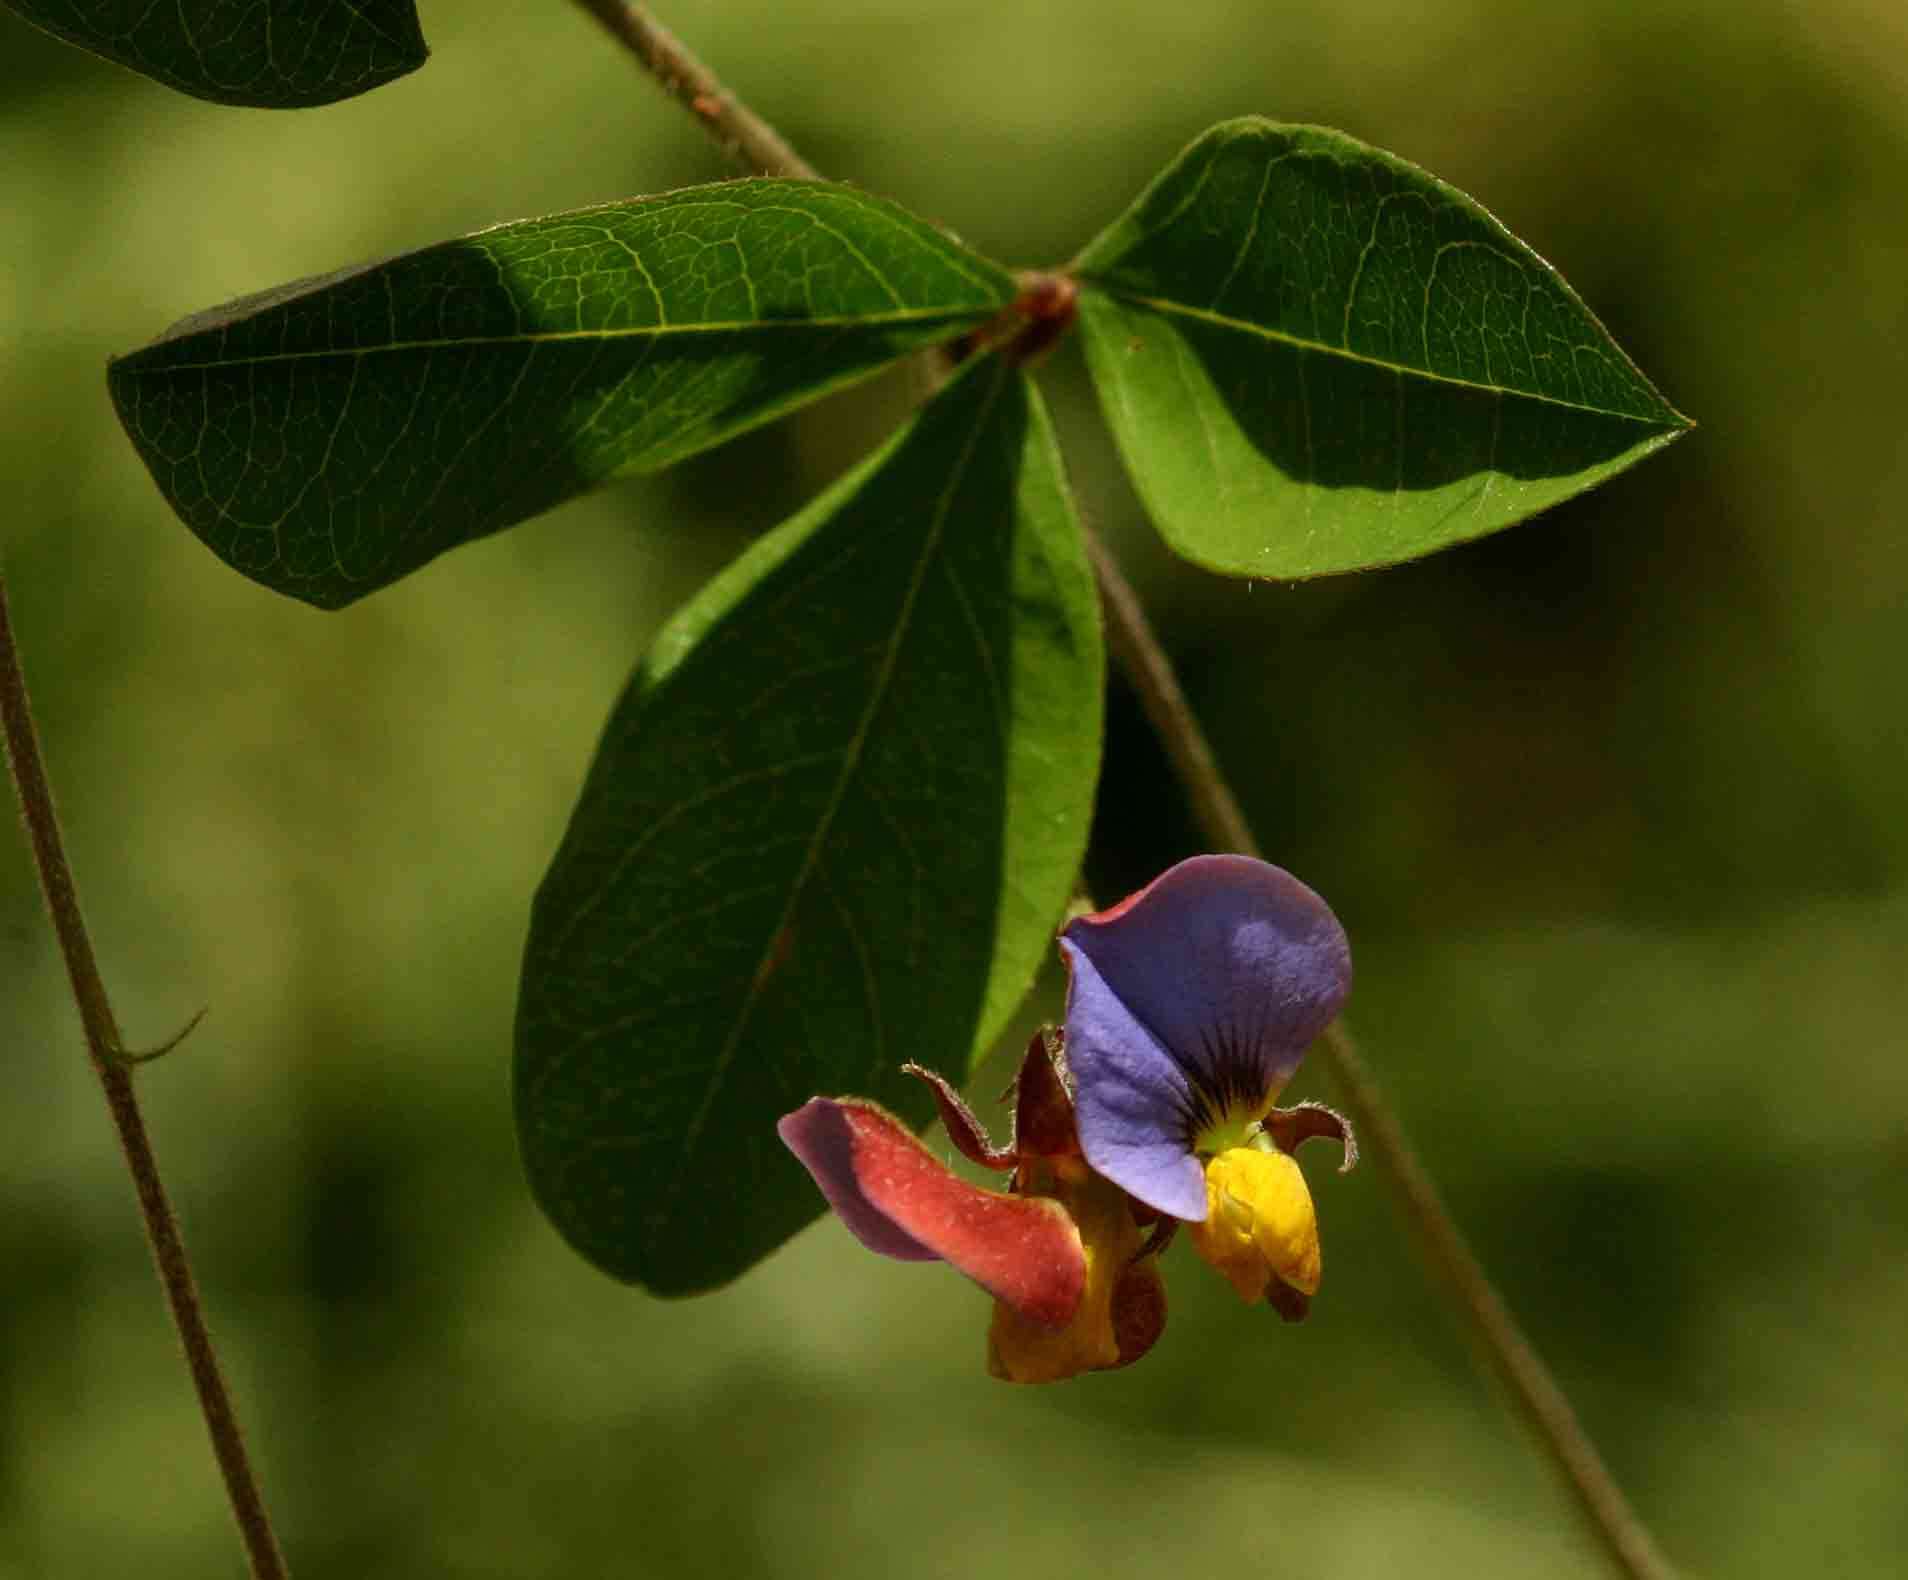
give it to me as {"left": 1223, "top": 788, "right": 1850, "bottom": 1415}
{"left": 108, "top": 182, "right": 1015, "bottom": 606}
{"left": 3, "top": 0, "right": 427, "bottom": 107}
{"left": 109, "top": 180, "right": 1015, "bottom": 608}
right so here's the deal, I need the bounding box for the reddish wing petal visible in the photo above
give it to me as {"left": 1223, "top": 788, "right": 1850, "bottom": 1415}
{"left": 779, "top": 1099, "right": 939, "bottom": 1261}
{"left": 778, "top": 1098, "right": 1087, "bottom": 1327}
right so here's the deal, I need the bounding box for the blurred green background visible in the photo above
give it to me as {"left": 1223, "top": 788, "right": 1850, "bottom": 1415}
{"left": 3, "top": 1, "right": 1905, "bottom": 1574}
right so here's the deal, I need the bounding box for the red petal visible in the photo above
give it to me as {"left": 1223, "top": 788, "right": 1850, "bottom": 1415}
{"left": 779, "top": 1098, "right": 1086, "bottom": 1327}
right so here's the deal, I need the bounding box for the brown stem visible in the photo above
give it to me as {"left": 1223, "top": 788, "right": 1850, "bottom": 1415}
{"left": 1319, "top": 1022, "right": 1675, "bottom": 1579}
{"left": 0, "top": 577, "right": 288, "bottom": 1580}
{"left": 570, "top": 1, "right": 818, "bottom": 180}
{"left": 1089, "top": 536, "right": 1677, "bottom": 1580}
{"left": 571, "top": 12, "right": 1679, "bottom": 1578}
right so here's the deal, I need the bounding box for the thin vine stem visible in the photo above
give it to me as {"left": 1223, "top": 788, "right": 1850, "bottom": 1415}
{"left": 0, "top": 576, "right": 288, "bottom": 1580}
{"left": 572, "top": 12, "right": 1677, "bottom": 1577}
{"left": 571, "top": 0, "right": 819, "bottom": 180}
{"left": 1089, "top": 535, "right": 1677, "bottom": 1580}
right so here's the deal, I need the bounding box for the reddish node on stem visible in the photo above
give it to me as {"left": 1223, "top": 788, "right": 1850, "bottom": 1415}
{"left": 944, "top": 270, "right": 1081, "bottom": 369}
{"left": 1004, "top": 271, "right": 1079, "bottom": 367}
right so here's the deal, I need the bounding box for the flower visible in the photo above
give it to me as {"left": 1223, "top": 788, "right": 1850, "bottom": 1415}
{"left": 1060, "top": 854, "right": 1353, "bottom": 1318}
{"left": 777, "top": 1033, "right": 1166, "bottom": 1383}
{"left": 778, "top": 853, "right": 1354, "bottom": 1378}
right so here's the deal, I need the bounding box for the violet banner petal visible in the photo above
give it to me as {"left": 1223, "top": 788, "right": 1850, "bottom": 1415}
{"left": 1058, "top": 942, "right": 1208, "bottom": 1220}
{"left": 1064, "top": 854, "right": 1351, "bottom": 1104}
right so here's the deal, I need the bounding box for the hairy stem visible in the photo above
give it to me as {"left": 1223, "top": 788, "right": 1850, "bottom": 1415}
{"left": 571, "top": 1, "right": 818, "bottom": 180}
{"left": 576, "top": 11, "right": 1678, "bottom": 1578}
{"left": 0, "top": 577, "right": 288, "bottom": 1580}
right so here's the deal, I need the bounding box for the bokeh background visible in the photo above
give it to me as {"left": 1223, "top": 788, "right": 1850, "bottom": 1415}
{"left": 3, "top": 1, "right": 1905, "bottom": 1574}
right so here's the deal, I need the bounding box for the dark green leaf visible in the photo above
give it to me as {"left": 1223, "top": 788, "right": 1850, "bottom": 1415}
{"left": 514, "top": 356, "right": 1102, "bottom": 1293}
{"left": 1074, "top": 119, "right": 1691, "bottom": 579}
{"left": 109, "top": 182, "right": 1016, "bottom": 608}
{"left": 4, "top": 0, "right": 425, "bottom": 107}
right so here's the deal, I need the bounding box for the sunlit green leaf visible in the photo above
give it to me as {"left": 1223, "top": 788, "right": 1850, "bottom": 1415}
{"left": 515, "top": 355, "right": 1101, "bottom": 1294}
{"left": 4, "top": 0, "right": 425, "bottom": 107}
{"left": 1074, "top": 119, "right": 1691, "bottom": 579}
{"left": 109, "top": 182, "right": 1016, "bottom": 607}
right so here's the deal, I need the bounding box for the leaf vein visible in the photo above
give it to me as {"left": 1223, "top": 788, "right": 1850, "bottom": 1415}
{"left": 122, "top": 306, "right": 987, "bottom": 376}
{"left": 1098, "top": 290, "right": 1678, "bottom": 426}
{"left": 660, "top": 364, "right": 1011, "bottom": 1199}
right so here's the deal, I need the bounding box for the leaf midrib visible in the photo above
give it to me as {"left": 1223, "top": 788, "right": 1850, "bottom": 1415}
{"left": 659, "top": 363, "right": 1011, "bottom": 1206}
{"left": 1084, "top": 285, "right": 1686, "bottom": 429}
{"left": 116, "top": 306, "right": 991, "bottom": 377}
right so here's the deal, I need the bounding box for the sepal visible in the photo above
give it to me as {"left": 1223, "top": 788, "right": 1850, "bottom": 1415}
{"left": 1006, "top": 1029, "right": 1081, "bottom": 1160}
{"left": 903, "top": 1063, "right": 1016, "bottom": 1171}
{"left": 1265, "top": 1101, "right": 1358, "bottom": 1173}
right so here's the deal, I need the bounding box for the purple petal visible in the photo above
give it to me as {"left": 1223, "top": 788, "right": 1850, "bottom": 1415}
{"left": 1056, "top": 942, "right": 1207, "bottom": 1219}
{"left": 1061, "top": 855, "right": 1351, "bottom": 1216}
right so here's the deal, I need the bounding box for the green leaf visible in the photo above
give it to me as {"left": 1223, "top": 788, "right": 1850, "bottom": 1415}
{"left": 514, "top": 355, "right": 1101, "bottom": 1294}
{"left": 109, "top": 182, "right": 1016, "bottom": 608}
{"left": 1073, "top": 119, "right": 1691, "bottom": 579}
{"left": 4, "top": 0, "right": 425, "bottom": 107}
